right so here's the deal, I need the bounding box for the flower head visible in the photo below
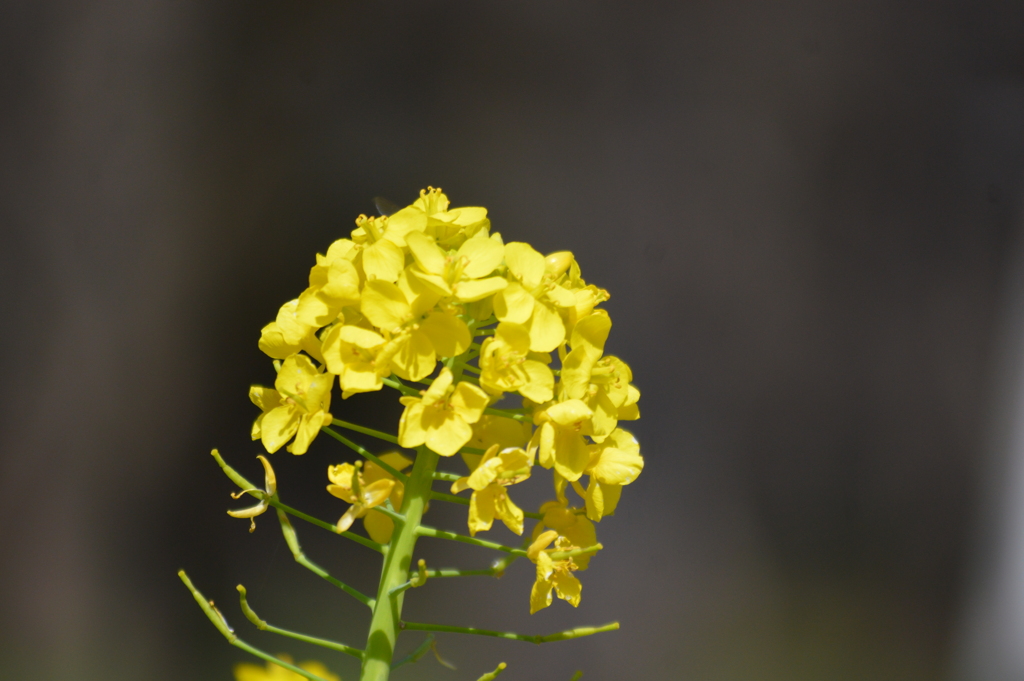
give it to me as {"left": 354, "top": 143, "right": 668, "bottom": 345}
{"left": 451, "top": 444, "right": 532, "bottom": 536}
{"left": 326, "top": 452, "right": 412, "bottom": 543}
{"left": 478, "top": 322, "right": 555, "bottom": 403}
{"left": 398, "top": 367, "right": 490, "bottom": 456}
{"left": 250, "top": 354, "right": 333, "bottom": 454}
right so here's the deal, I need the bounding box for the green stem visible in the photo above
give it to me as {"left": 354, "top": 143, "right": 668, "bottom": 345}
{"left": 321, "top": 427, "right": 409, "bottom": 483}
{"left": 236, "top": 585, "right": 364, "bottom": 659}
{"left": 424, "top": 568, "right": 497, "bottom": 578}
{"left": 177, "top": 570, "right": 332, "bottom": 681}
{"left": 382, "top": 376, "right": 419, "bottom": 396}
{"left": 455, "top": 362, "right": 481, "bottom": 375}
{"left": 415, "top": 525, "right": 529, "bottom": 556}
{"left": 399, "top": 621, "right": 620, "bottom": 643}
{"left": 272, "top": 500, "right": 384, "bottom": 553}
{"left": 360, "top": 448, "right": 439, "bottom": 681}
{"left": 482, "top": 408, "right": 531, "bottom": 422}
{"left": 432, "top": 471, "right": 462, "bottom": 482}
{"left": 331, "top": 419, "right": 399, "bottom": 445}
{"left": 276, "top": 511, "right": 375, "bottom": 607}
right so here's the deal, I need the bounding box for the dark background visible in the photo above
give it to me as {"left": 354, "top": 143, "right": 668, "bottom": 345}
{"left": 3, "top": 2, "right": 1024, "bottom": 679}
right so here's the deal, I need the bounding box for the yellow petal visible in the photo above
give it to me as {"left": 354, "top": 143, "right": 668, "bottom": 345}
{"left": 361, "top": 279, "right": 411, "bottom": 332}
{"left": 552, "top": 570, "right": 582, "bottom": 607}
{"left": 493, "top": 488, "right": 524, "bottom": 535}
{"left": 450, "top": 382, "right": 489, "bottom": 424}
{"left": 419, "top": 311, "right": 471, "bottom": 357}
{"left": 570, "top": 309, "right": 611, "bottom": 357}
{"left": 588, "top": 447, "right": 643, "bottom": 485}
{"left": 390, "top": 330, "right": 436, "bottom": 383}
{"left": 468, "top": 486, "right": 498, "bottom": 535}
{"left": 425, "top": 413, "right": 473, "bottom": 457}
{"left": 361, "top": 239, "right": 405, "bottom": 282}
{"left": 546, "top": 399, "right": 593, "bottom": 427}
{"left": 457, "top": 234, "right": 505, "bottom": 278}
{"left": 493, "top": 281, "right": 534, "bottom": 324}
{"left": 552, "top": 429, "right": 591, "bottom": 482}
{"left": 336, "top": 506, "right": 359, "bottom": 533}
{"left": 453, "top": 276, "right": 508, "bottom": 302}
{"left": 385, "top": 205, "right": 428, "bottom": 241}
{"left": 519, "top": 360, "right": 554, "bottom": 403}
{"left": 530, "top": 575, "right": 554, "bottom": 614}
{"left": 360, "top": 479, "right": 396, "bottom": 508}
{"left": 405, "top": 230, "right": 447, "bottom": 275}
{"left": 320, "top": 257, "right": 361, "bottom": 306}
{"left": 526, "top": 301, "right": 566, "bottom": 352}
{"left": 260, "top": 404, "right": 300, "bottom": 454}
{"left": 258, "top": 322, "right": 298, "bottom": 359}
{"left": 363, "top": 509, "right": 396, "bottom": 544}
{"left": 544, "top": 284, "right": 577, "bottom": 308}
{"left": 398, "top": 401, "right": 428, "bottom": 449}
{"left": 528, "top": 530, "right": 558, "bottom": 560}
{"left": 407, "top": 265, "right": 452, "bottom": 297}
{"left": 504, "top": 242, "right": 546, "bottom": 289}
{"left": 423, "top": 367, "right": 455, "bottom": 403}
{"left": 287, "top": 412, "right": 322, "bottom": 454}
{"left": 585, "top": 480, "right": 622, "bottom": 522}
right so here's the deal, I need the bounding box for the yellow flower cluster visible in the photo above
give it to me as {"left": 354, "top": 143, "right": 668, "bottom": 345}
{"left": 249, "top": 188, "right": 644, "bottom": 612}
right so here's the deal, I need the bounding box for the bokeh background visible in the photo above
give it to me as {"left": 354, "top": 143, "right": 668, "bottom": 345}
{"left": 4, "top": 1, "right": 1024, "bottom": 679}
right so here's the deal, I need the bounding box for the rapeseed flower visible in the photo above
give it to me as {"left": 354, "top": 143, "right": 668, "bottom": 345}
{"left": 327, "top": 460, "right": 396, "bottom": 533}
{"left": 527, "top": 530, "right": 583, "bottom": 614}
{"left": 451, "top": 444, "right": 532, "bottom": 535}
{"left": 250, "top": 354, "right": 333, "bottom": 454}
{"left": 398, "top": 367, "right": 489, "bottom": 456}
{"left": 530, "top": 399, "right": 594, "bottom": 481}
{"left": 578, "top": 428, "right": 644, "bottom": 521}
{"left": 478, "top": 322, "right": 555, "bottom": 403}
{"left": 493, "top": 242, "right": 578, "bottom": 352}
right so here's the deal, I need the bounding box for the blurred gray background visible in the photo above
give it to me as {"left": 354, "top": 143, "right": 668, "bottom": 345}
{"left": 3, "top": 1, "right": 1024, "bottom": 679}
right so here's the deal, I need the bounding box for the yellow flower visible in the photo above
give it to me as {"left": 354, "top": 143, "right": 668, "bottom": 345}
{"left": 359, "top": 277, "right": 471, "bottom": 382}
{"left": 526, "top": 530, "right": 582, "bottom": 614}
{"left": 350, "top": 214, "right": 410, "bottom": 283}
{"left": 250, "top": 354, "right": 333, "bottom": 454}
{"left": 577, "top": 428, "right": 643, "bottom": 522}
{"left": 328, "top": 452, "right": 412, "bottom": 543}
{"left": 293, "top": 239, "right": 362, "bottom": 328}
{"left": 561, "top": 256, "right": 610, "bottom": 337}
{"left": 387, "top": 186, "right": 491, "bottom": 250}
{"left": 559, "top": 311, "right": 640, "bottom": 441}
{"left": 327, "top": 460, "right": 397, "bottom": 534}
{"left": 398, "top": 367, "right": 489, "bottom": 456}
{"left": 478, "top": 322, "right": 555, "bottom": 403}
{"left": 529, "top": 399, "right": 594, "bottom": 481}
{"left": 493, "top": 243, "right": 579, "bottom": 352}
{"left": 451, "top": 444, "right": 532, "bottom": 536}
{"left": 234, "top": 654, "right": 339, "bottom": 681}
{"left": 405, "top": 230, "right": 508, "bottom": 303}
{"left": 257, "top": 299, "right": 324, "bottom": 362}
{"left": 461, "top": 414, "right": 533, "bottom": 471}
{"left": 321, "top": 322, "right": 392, "bottom": 398}
{"left": 226, "top": 454, "right": 276, "bottom": 532}
{"left": 533, "top": 500, "right": 598, "bottom": 570}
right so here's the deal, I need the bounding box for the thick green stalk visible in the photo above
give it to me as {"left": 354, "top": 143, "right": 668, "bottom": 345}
{"left": 359, "top": 447, "right": 438, "bottom": 681}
